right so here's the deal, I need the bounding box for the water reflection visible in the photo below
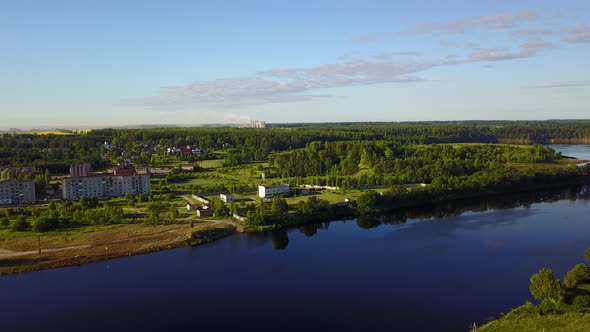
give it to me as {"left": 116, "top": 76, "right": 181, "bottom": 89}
{"left": 274, "top": 185, "right": 590, "bottom": 246}
{"left": 271, "top": 228, "right": 289, "bottom": 250}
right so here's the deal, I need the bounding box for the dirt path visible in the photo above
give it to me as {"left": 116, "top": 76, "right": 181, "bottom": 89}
{"left": 0, "top": 244, "right": 92, "bottom": 259}
{"left": 0, "top": 226, "right": 189, "bottom": 260}
{"left": 0, "top": 219, "right": 243, "bottom": 260}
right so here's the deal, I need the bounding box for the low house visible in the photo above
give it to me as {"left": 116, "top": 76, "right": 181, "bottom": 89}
{"left": 220, "top": 192, "right": 234, "bottom": 203}
{"left": 186, "top": 203, "right": 199, "bottom": 211}
{"left": 258, "top": 184, "right": 290, "bottom": 198}
{"left": 181, "top": 164, "right": 195, "bottom": 172}
{"left": 196, "top": 205, "right": 214, "bottom": 217}
{"left": 187, "top": 203, "right": 214, "bottom": 217}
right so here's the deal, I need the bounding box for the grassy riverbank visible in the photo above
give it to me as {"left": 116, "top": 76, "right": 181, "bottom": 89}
{"left": 0, "top": 222, "right": 235, "bottom": 275}
{"left": 476, "top": 250, "right": 590, "bottom": 332}
{"left": 479, "top": 313, "right": 590, "bottom": 332}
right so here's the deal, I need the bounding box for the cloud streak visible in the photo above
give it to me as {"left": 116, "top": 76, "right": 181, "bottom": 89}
{"left": 130, "top": 13, "right": 589, "bottom": 110}
{"left": 561, "top": 23, "right": 590, "bottom": 43}
{"left": 129, "top": 56, "right": 431, "bottom": 109}
{"left": 407, "top": 10, "right": 537, "bottom": 34}
{"left": 528, "top": 80, "right": 590, "bottom": 89}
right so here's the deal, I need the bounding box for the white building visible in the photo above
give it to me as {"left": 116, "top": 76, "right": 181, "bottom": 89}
{"left": 258, "top": 185, "right": 290, "bottom": 198}
{"left": 0, "top": 180, "right": 36, "bottom": 205}
{"left": 220, "top": 192, "right": 234, "bottom": 203}
{"left": 62, "top": 163, "right": 151, "bottom": 200}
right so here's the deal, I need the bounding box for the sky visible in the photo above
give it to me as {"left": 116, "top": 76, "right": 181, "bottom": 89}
{"left": 1, "top": 0, "right": 590, "bottom": 129}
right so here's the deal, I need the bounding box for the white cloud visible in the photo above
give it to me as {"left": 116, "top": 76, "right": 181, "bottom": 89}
{"left": 129, "top": 12, "right": 588, "bottom": 110}
{"left": 561, "top": 23, "right": 590, "bottom": 43}
{"left": 408, "top": 10, "right": 537, "bottom": 34}
{"left": 528, "top": 80, "right": 590, "bottom": 88}
{"left": 129, "top": 56, "right": 431, "bottom": 109}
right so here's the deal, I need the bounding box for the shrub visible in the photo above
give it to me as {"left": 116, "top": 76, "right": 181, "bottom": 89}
{"left": 572, "top": 295, "right": 590, "bottom": 311}
{"left": 31, "top": 218, "right": 51, "bottom": 233}
{"left": 10, "top": 216, "right": 29, "bottom": 232}
{"left": 530, "top": 267, "right": 565, "bottom": 311}
{"left": 564, "top": 263, "right": 590, "bottom": 288}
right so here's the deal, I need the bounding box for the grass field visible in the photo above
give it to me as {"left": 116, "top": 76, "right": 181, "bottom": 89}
{"left": 479, "top": 313, "right": 590, "bottom": 332}
{"left": 21, "top": 131, "right": 75, "bottom": 135}
{"left": 0, "top": 221, "right": 234, "bottom": 275}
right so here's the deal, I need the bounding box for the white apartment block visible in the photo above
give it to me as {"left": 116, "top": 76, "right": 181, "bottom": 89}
{"left": 0, "top": 180, "right": 36, "bottom": 205}
{"left": 62, "top": 174, "right": 151, "bottom": 200}
{"left": 258, "top": 185, "right": 290, "bottom": 198}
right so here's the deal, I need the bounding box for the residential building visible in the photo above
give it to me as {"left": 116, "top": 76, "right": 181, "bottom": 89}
{"left": 186, "top": 203, "right": 199, "bottom": 211}
{"left": 258, "top": 184, "right": 290, "bottom": 198}
{"left": 220, "top": 192, "right": 234, "bottom": 203}
{"left": 0, "top": 180, "right": 36, "bottom": 205}
{"left": 196, "top": 205, "right": 213, "bottom": 217}
{"left": 62, "top": 162, "right": 151, "bottom": 200}
{"left": 70, "top": 163, "right": 92, "bottom": 178}
{"left": 165, "top": 145, "right": 204, "bottom": 156}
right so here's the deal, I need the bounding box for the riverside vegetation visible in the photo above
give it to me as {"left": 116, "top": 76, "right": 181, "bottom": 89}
{"left": 477, "top": 248, "right": 590, "bottom": 332}
{"left": 1, "top": 121, "right": 590, "bottom": 274}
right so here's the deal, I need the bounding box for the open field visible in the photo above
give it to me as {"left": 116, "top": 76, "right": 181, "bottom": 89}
{"left": 0, "top": 220, "right": 235, "bottom": 275}
{"left": 18, "top": 130, "right": 75, "bottom": 135}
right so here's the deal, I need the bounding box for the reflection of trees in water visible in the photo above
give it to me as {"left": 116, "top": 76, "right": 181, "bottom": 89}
{"left": 299, "top": 224, "right": 318, "bottom": 237}
{"left": 352, "top": 184, "right": 590, "bottom": 231}
{"left": 356, "top": 214, "right": 407, "bottom": 229}
{"left": 401, "top": 184, "right": 590, "bottom": 220}
{"left": 297, "top": 222, "right": 330, "bottom": 238}
{"left": 355, "top": 215, "right": 381, "bottom": 229}
{"left": 272, "top": 185, "right": 590, "bottom": 244}
{"left": 271, "top": 229, "right": 289, "bottom": 250}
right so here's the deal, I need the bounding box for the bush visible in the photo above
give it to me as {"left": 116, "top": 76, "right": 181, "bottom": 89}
{"left": 564, "top": 263, "right": 590, "bottom": 288}
{"left": 502, "top": 301, "right": 536, "bottom": 320}
{"left": 31, "top": 218, "right": 51, "bottom": 232}
{"left": 10, "top": 216, "right": 29, "bottom": 232}
{"left": 572, "top": 295, "right": 590, "bottom": 311}
{"left": 536, "top": 300, "right": 556, "bottom": 315}
{"left": 530, "top": 267, "right": 565, "bottom": 311}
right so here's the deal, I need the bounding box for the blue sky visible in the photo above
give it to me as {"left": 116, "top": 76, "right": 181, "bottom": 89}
{"left": 1, "top": 0, "right": 590, "bottom": 129}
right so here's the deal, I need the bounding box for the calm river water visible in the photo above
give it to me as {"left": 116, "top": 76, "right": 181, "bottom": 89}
{"left": 1, "top": 145, "right": 590, "bottom": 332}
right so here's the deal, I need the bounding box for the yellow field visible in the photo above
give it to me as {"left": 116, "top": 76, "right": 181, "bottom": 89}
{"left": 28, "top": 131, "right": 74, "bottom": 135}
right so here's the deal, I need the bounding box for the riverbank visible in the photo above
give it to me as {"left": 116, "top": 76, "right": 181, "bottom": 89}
{"left": 0, "top": 221, "right": 236, "bottom": 275}
{"left": 2, "top": 159, "right": 589, "bottom": 276}
{"left": 478, "top": 312, "right": 590, "bottom": 332}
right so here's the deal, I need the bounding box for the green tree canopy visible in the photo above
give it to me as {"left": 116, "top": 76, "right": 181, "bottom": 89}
{"left": 530, "top": 267, "right": 565, "bottom": 310}
{"left": 271, "top": 197, "right": 289, "bottom": 217}
{"left": 564, "top": 263, "right": 590, "bottom": 288}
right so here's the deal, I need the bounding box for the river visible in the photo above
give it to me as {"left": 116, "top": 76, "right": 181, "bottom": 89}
{"left": 1, "top": 145, "right": 590, "bottom": 332}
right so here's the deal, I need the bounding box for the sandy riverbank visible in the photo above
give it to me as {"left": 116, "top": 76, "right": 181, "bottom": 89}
{"left": 0, "top": 221, "right": 239, "bottom": 275}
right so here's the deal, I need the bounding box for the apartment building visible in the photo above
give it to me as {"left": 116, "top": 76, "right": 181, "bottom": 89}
{"left": 0, "top": 180, "right": 36, "bottom": 205}
{"left": 62, "top": 163, "right": 151, "bottom": 200}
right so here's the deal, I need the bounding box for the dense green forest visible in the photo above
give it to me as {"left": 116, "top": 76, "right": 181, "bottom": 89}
{"left": 2, "top": 121, "right": 590, "bottom": 171}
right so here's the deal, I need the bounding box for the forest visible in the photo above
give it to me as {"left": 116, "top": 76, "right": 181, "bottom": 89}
{"left": 2, "top": 121, "right": 590, "bottom": 171}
